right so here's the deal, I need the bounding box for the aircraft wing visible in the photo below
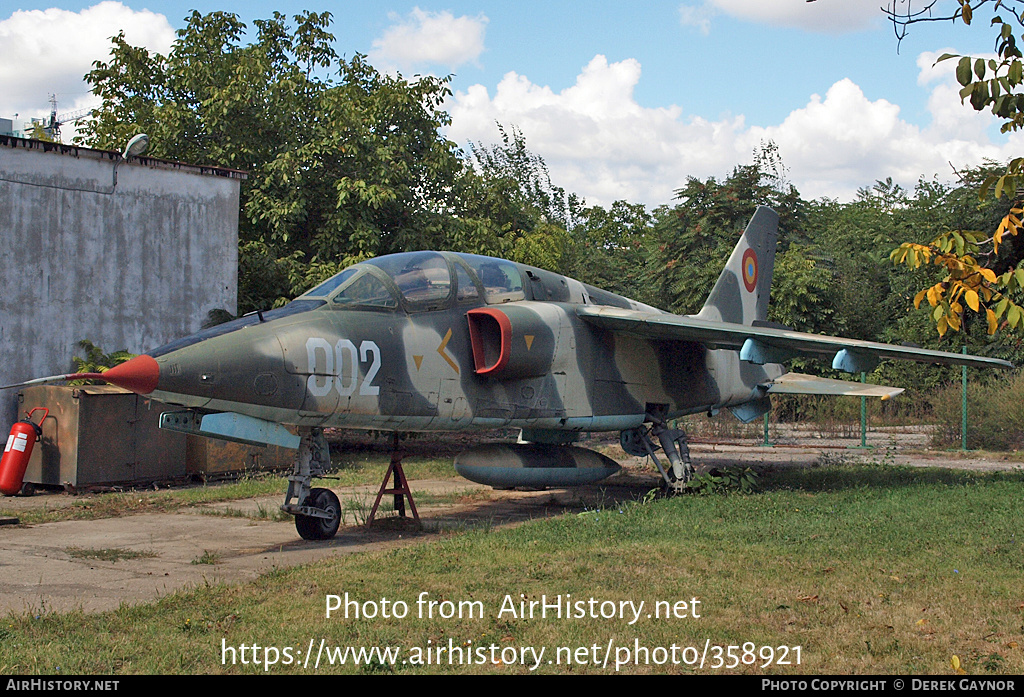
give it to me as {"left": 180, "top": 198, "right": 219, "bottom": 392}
{"left": 576, "top": 306, "right": 1014, "bottom": 371}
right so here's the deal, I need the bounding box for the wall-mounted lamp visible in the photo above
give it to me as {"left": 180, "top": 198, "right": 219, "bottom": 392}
{"left": 121, "top": 133, "right": 149, "bottom": 160}
{"left": 113, "top": 133, "right": 149, "bottom": 191}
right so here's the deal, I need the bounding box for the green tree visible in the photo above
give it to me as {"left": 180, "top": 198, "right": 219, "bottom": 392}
{"left": 28, "top": 122, "right": 54, "bottom": 142}
{"left": 769, "top": 245, "right": 839, "bottom": 334}
{"left": 81, "top": 11, "right": 467, "bottom": 312}
{"left": 468, "top": 124, "right": 582, "bottom": 231}
{"left": 564, "top": 200, "right": 654, "bottom": 302}
{"left": 647, "top": 145, "right": 807, "bottom": 315}
{"left": 455, "top": 125, "right": 581, "bottom": 272}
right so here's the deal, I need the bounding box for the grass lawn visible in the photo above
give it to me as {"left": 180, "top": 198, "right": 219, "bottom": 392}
{"left": 2, "top": 463, "right": 1023, "bottom": 675}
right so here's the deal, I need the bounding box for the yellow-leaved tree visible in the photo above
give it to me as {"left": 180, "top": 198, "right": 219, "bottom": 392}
{"left": 888, "top": 0, "right": 1024, "bottom": 335}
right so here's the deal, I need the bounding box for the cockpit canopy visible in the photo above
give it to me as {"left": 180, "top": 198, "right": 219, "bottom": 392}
{"left": 147, "top": 250, "right": 643, "bottom": 357}
{"left": 300, "top": 251, "right": 526, "bottom": 311}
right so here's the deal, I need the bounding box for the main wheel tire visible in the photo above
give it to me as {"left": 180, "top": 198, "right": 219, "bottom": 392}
{"left": 294, "top": 487, "right": 341, "bottom": 540}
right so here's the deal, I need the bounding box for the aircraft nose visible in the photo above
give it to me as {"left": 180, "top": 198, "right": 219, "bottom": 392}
{"left": 138, "top": 326, "right": 303, "bottom": 412}
{"left": 97, "top": 354, "right": 160, "bottom": 395}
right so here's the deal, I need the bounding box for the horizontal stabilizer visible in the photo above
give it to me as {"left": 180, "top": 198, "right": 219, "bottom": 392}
{"left": 766, "top": 372, "right": 903, "bottom": 399}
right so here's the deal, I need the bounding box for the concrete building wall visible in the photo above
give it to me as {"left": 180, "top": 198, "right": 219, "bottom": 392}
{"left": 0, "top": 137, "right": 244, "bottom": 433}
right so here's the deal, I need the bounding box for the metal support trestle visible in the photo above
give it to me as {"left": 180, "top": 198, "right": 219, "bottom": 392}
{"left": 367, "top": 433, "right": 420, "bottom": 527}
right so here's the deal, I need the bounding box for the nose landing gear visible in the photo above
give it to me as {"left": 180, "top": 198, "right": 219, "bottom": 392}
{"left": 282, "top": 428, "right": 342, "bottom": 540}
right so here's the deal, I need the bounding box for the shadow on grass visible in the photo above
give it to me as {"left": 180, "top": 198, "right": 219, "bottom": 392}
{"left": 759, "top": 463, "right": 1024, "bottom": 495}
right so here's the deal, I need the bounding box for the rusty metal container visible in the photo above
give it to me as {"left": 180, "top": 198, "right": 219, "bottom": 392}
{"left": 18, "top": 385, "right": 186, "bottom": 488}
{"left": 185, "top": 435, "right": 295, "bottom": 478}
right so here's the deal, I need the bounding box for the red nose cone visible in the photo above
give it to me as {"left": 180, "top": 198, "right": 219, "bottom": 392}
{"left": 100, "top": 355, "right": 160, "bottom": 395}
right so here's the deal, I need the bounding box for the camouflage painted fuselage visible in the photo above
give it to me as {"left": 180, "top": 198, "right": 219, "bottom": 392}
{"left": 146, "top": 251, "right": 781, "bottom": 436}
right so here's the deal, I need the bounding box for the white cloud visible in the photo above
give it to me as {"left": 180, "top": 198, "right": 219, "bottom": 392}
{"left": 751, "top": 80, "right": 925, "bottom": 194}
{"left": 678, "top": 3, "right": 714, "bottom": 35}
{"left": 449, "top": 55, "right": 751, "bottom": 206}
{"left": 679, "top": 0, "right": 887, "bottom": 35}
{"left": 915, "top": 48, "right": 997, "bottom": 141}
{"left": 447, "top": 52, "right": 1024, "bottom": 207}
{"left": 0, "top": 2, "right": 175, "bottom": 128}
{"left": 369, "top": 7, "right": 487, "bottom": 74}
{"left": 753, "top": 73, "right": 1024, "bottom": 198}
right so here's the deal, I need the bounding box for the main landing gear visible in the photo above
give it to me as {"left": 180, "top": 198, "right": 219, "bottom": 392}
{"left": 620, "top": 416, "right": 694, "bottom": 493}
{"left": 281, "top": 428, "right": 342, "bottom": 540}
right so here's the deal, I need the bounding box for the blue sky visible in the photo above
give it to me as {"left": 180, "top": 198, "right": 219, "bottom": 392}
{"left": 1, "top": 1, "right": 1019, "bottom": 206}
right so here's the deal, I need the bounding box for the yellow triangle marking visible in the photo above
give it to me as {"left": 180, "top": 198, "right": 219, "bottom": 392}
{"left": 437, "top": 328, "right": 460, "bottom": 374}
{"left": 413, "top": 355, "right": 423, "bottom": 371}
{"left": 524, "top": 335, "right": 535, "bottom": 350}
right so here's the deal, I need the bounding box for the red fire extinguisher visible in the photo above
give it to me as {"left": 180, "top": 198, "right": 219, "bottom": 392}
{"left": 0, "top": 408, "right": 48, "bottom": 496}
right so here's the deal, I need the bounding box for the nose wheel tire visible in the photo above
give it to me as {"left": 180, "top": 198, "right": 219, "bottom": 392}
{"left": 295, "top": 488, "right": 341, "bottom": 540}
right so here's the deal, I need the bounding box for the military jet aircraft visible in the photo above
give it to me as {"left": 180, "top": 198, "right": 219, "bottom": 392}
{"left": 5, "top": 206, "right": 1012, "bottom": 539}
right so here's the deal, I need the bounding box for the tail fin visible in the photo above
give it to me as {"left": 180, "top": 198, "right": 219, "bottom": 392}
{"left": 695, "top": 205, "right": 778, "bottom": 325}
